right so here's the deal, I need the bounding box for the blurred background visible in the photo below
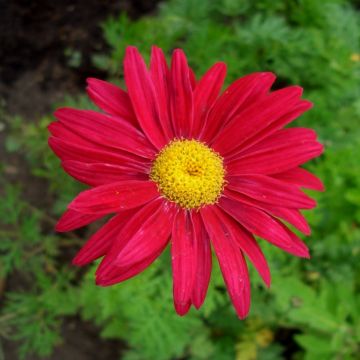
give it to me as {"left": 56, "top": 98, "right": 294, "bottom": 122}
{"left": 0, "top": 0, "right": 360, "bottom": 359}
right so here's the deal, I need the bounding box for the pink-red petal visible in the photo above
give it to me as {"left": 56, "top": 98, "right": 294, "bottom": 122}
{"left": 62, "top": 161, "right": 147, "bottom": 187}
{"left": 54, "top": 108, "right": 156, "bottom": 159}
{"left": 214, "top": 207, "right": 271, "bottom": 287}
{"left": 220, "top": 195, "right": 310, "bottom": 258}
{"left": 201, "top": 72, "right": 275, "bottom": 143}
{"left": 219, "top": 197, "right": 292, "bottom": 248}
{"left": 48, "top": 137, "right": 149, "bottom": 171}
{"left": 227, "top": 174, "right": 316, "bottom": 209}
{"left": 171, "top": 210, "right": 196, "bottom": 315}
{"left": 150, "top": 46, "right": 174, "bottom": 141}
{"left": 201, "top": 206, "right": 251, "bottom": 319}
{"left": 226, "top": 141, "right": 323, "bottom": 175}
{"left": 73, "top": 208, "right": 137, "bottom": 266}
{"left": 273, "top": 167, "right": 325, "bottom": 191}
{"left": 190, "top": 211, "right": 212, "bottom": 309}
{"left": 55, "top": 209, "right": 103, "bottom": 232}
{"left": 86, "top": 78, "right": 137, "bottom": 126}
{"left": 228, "top": 102, "right": 314, "bottom": 157}
{"left": 170, "top": 49, "right": 194, "bottom": 138}
{"left": 68, "top": 180, "right": 159, "bottom": 215}
{"left": 212, "top": 86, "right": 305, "bottom": 155}
{"left": 191, "top": 62, "right": 227, "bottom": 138}
{"left": 224, "top": 189, "right": 311, "bottom": 236}
{"left": 124, "top": 46, "right": 167, "bottom": 149}
{"left": 96, "top": 199, "right": 176, "bottom": 284}
{"left": 232, "top": 127, "right": 317, "bottom": 159}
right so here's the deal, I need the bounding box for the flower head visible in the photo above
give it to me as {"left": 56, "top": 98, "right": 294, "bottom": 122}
{"left": 49, "top": 46, "right": 324, "bottom": 318}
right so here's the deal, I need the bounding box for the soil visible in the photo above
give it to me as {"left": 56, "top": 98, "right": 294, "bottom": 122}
{"left": 0, "top": 1, "right": 160, "bottom": 359}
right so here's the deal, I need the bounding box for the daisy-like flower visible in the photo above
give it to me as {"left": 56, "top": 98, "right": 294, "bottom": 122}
{"left": 49, "top": 46, "right": 323, "bottom": 318}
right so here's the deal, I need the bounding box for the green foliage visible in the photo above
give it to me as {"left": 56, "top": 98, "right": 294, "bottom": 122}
{"left": 79, "top": 260, "right": 213, "bottom": 360}
{"left": 1, "top": 0, "right": 360, "bottom": 359}
{"left": 3, "top": 270, "right": 78, "bottom": 359}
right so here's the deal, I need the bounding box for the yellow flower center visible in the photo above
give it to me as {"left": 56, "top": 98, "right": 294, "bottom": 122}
{"left": 150, "top": 139, "right": 225, "bottom": 209}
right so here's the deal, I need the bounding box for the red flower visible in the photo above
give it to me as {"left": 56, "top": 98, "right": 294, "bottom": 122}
{"left": 49, "top": 46, "right": 324, "bottom": 318}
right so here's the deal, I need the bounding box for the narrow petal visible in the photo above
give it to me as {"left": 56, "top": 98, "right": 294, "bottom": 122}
{"left": 211, "top": 207, "right": 270, "bottom": 286}
{"left": 201, "top": 72, "right": 275, "bottom": 143}
{"left": 48, "top": 137, "right": 149, "bottom": 171}
{"left": 96, "top": 199, "right": 163, "bottom": 276}
{"left": 96, "top": 253, "right": 161, "bottom": 286}
{"left": 73, "top": 209, "right": 137, "bottom": 266}
{"left": 224, "top": 188, "right": 311, "bottom": 236}
{"left": 189, "top": 67, "right": 197, "bottom": 89}
{"left": 170, "top": 49, "right": 194, "bottom": 138}
{"left": 226, "top": 141, "right": 323, "bottom": 175}
{"left": 172, "top": 210, "right": 196, "bottom": 316}
{"left": 115, "top": 200, "right": 176, "bottom": 267}
{"left": 55, "top": 209, "right": 103, "bottom": 232}
{"left": 201, "top": 206, "right": 251, "bottom": 319}
{"left": 190, "top": 211, "right": 212, "bottom": 309}
{"left": 273, "top": 167, "right": 325, "bottom": 191}
{"left": 150, "top": 46, "right": 174, "bottom": 141}
{"left": 228, "top": 101, "right": 314, "bottom": 157}
{"left": 124, "top": 46, "right": 167, "bottom": 149}
{"left": 212, "top": 86, "right": 305, "bottom": 155}
{"left": 191, "top": 62, "right": 227, "bottom": 138}
{"left": 282, "top": 225, "right": 310, "bottom": 258}
{"left": 54, "top": 108, "right": 156, "bottom": 159}
{"left": 49, "top": 121, "right": 97, "bottom": 148}
{"left": 232, "top": 127, "right": 317, "bottom": 159}
{"left": 96, "top": 199, "right": 176, "bottom": 283}
{"left": 219, "top": 197, "right": 292, "bottom": 248}
{"left": 62, "top": 161, "right": 147, "bottom": 187}
{"left": 68, "top": 180, "right": 159, "bottom": 215}
{"left": 86, "top": 78, "right": 137, "bottom": 126}
{"left": 227, "top": 174, "right": 316, "bottom": 209}
{"left": 220, "top": 195, "right": 310, "bottom": 257}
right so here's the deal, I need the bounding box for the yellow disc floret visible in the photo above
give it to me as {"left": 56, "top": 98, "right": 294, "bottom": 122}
{"left": 150, "top": 139, "right": 225, "bottom": 209}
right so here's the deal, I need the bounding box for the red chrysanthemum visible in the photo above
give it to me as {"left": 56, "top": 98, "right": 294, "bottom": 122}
{"left": 49, "top": 46, "right": 324, "bottom": 318}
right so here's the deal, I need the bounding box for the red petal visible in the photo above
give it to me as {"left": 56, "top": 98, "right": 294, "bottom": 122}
{"left": 226, "top": 141, "right": 323, "bottom": 175}
{"left": 189, "top": 67, "right": 197, "bottom": 89}
{"left": 220, "top": 195, "right": 310, "bottom": 257}
{"left": 228, "top": 102, "right": 314, "bottom": 157}
{"left": 273, "top": 167, "right": 325, "bottom": 191}
{"left": 86, "top": 78, "right": 137, "bottom": 126}
{"left": 55, "top": 209, "right": 103, "bottom": 232}
{"left": 170, "top": 49, "right": 194, "bottom": 138}
{"left": 219, "top": 197, "right": 292, "bottom": 248}
{"left": 68, "top": 180, "right": 159, "bottom": 215}
{"left": 232, "top": 127, "right": 317, "bottom": 159}
{"left": 48, "top": 137, "right": 149, "bottom": 171}
{"left": 49, "top": 121, "right": 97, "bottom": 148}
{"left": 96, "top": 199, "right": 176, "bottom": 284}
{"left": 150, "top": 46, "right": 174, "bottom": 141}
{"left": 224, "top": 188, "right": 310, "bottom": 236}
{"left": 62, "top": 161, "right": 147, "bottom": 187}
{"left": 212, "top": 86, "right": 305, "bottom": 155}
{"left": 73, "top": 208, "right": 137, "bottom": 266}
{"left": 282, "top": 226, "right": 310, "bottom": 258}
{"left": 190, "top": 211, "right": 212, "bottom": 309}
{"left": 214, "top": 206, "right": 271, "bottom": 287}
{"left": 227, "top": 174, "right": 316, "bottom": 209}
{"left": 54, "top": 108, "right": 156, "bottom": 159}
{"left": 201, "top": 206, "right": 251, "bottom": 319}
{"left": 115, "top": 200, "right": 176, "bottom": 267}
{"left": 191, "top": 62, "right": 227, "bottom": 138}
{"left": 124, "top": 46, "right": 167, "bottom": 149}
{"left": 201, "top": 72, "right": 275, "bottom": 143}
{"left": 172, "top": 210, "right": 196, "bottom": 316}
